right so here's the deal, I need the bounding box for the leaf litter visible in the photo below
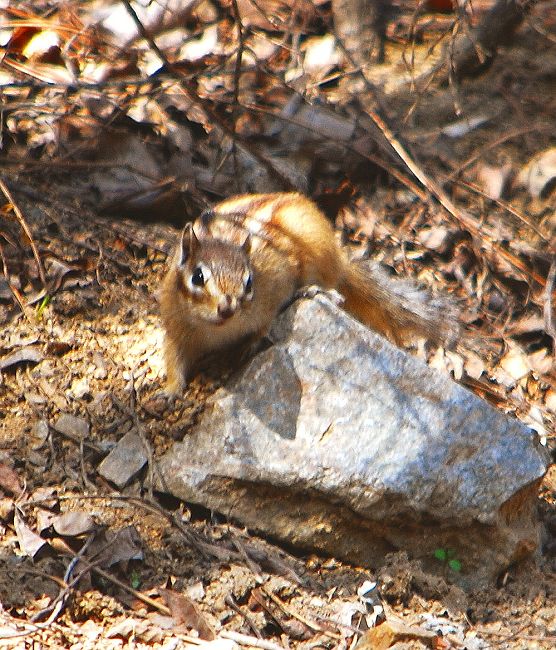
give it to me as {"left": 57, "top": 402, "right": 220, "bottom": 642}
{"left": 0, "top": 0, "right": 555, "bottom": 648}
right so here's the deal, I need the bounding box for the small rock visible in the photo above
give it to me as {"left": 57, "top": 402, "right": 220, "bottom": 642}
{"left": 98, "top": 430, "right": 148, "bottom": 488}
{"left": 30, "top": 419, "right": 50, "bottom": 449}
{"left": 69, "top": 377, "right": 91, "bottom": 399}
{"left": 93, "top": 352, "right": 108, "bottom": 379}
{"left": 52, "top": 413, "right": 89, "bottom": 438}
{"left": 24, "top": 391, "right": 47, "bottom": 405}
{"left": 0, "top": 346, "right": 43, "bottom": 371}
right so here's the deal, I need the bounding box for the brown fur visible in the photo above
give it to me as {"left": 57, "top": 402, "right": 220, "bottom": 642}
{"left": 160, "top": 193, "right": 459, "bottom": 393}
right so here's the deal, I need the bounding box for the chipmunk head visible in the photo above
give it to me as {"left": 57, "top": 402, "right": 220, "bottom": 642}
{"left": 174, "top": 223, "right": 253, "bottom": 325}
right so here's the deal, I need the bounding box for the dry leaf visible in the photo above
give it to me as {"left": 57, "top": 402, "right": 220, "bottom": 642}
{"left": 0, "top": 462, "right": 22, "bottom": 495}
{"left": 498, "top": 345, "right": 531, "bottom": 382}
{"left": 463, "top": 351, "right": 485, "bottom": 380}
{"left": 14, "top": 511, "right": 48, "bottom": 558}
{"left": 355, "top": 618, "right": 436, "bottom": 649}
{"left": 160, "top": 588, "right": 216, "bottom": 640}
{"left": 52, "top": 511, "right": 96, "bottom": 537}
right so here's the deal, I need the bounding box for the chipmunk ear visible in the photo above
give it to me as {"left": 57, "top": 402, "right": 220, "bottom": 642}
{"left": 177, "top": 223, "right": 200, "bottom": 266}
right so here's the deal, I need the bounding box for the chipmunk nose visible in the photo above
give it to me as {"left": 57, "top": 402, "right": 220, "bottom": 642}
{"left": 218, "top": 296, "right": 237, "bottom": 320}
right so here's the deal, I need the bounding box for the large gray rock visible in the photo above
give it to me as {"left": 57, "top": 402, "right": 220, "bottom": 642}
{"left": 159, "top": 295, "right": 550, "bottom": 588}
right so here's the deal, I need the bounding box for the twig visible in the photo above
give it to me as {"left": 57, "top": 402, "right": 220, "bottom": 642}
{"left": 403, "top": 0, "right": 538, "bottom": 88}
{"left": 332, "top": 29, "right": 552, "bottom": 289}
{"left": 1, "top": 157, "right": 164, "bottom": 175}
{"left": 230, "top": 0, "right": 246, "bottom": 192}
{"left": 261, "top": 587, "right": 341, "bottom": 640}
{"left": 93, "top": 565, "right": 172, "bottom": 615}
{"left": 456, "top": 179, "right": 550, "bottom": 242}
{"left": 22, "top": 493, "right": 232, "bottom": 562}
{"left": 128, "top": 367, "right": 157, "bottom": 500}
{"left": 242, "top": 102, "right": 427, "bottom": 201}
{"left": 333, "top": 29, "right": 482, "bottom": 235}
{"left": 10, "top": 566, "right": 67, "bottom": 590}
{"left": 0, "top": 177, "right": 46, "bottom": 287}
{"left": 225, "top": 594, "right": 264, "bottom": 639}
{"left": 220, "top": 630, "right": 287, "bottom": 650}
{"left": 31, "top": 533, "right": 97, "bottom": 624}
{"left": 474, "top": 626, "right": 556, "bottom": 644}
{"left": 120, "top": 0, "right": 294, "bottom": 191}
{"left": 231, "top": 536, "right": 264, "bottom": 582}
{"left": 0, "top": 241, "right": 29, "bottom": 318}
{"left": 0, "top": 618, "right": 50, "bottom": 641}
{"left": 445, "top": 125, "right": 552, "bottom": 181}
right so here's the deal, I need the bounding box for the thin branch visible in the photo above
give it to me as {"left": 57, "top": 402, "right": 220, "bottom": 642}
{"left": 120, "top": 0, "right": 294, "bottom": 190}
{"left": 225, "top": 594, "right": 264, "bottom": 639}
{"left": 0, "top": 241, "right": 29, "bottom": 318}
{"left": 0, "top": 177, "right": 46, "bottom": 287}
{"left": 242, "top": 102, "right": 428, "bottom": 201}
{"left": 456, "top": 179, "right": 550, "bottom": 242}
{"left": 333, "top": 27, "right": 481, "bottom": 232}
{"left": 93, "top": 565, "right": 171, "bottom": 615}
{"left": 332, "top": 27, "right": 551, "bottom": 289}
{"left": 220, "top": 629, "right": 289, "bottom": 650}
{"left": 230, "top": 0, "right": 246, "bottom": 191}
{"left": 445, "top": 125, "right": 552, "bottom": 181}
{"left": 231, "top": 0, "right": 245, "bottom": 108}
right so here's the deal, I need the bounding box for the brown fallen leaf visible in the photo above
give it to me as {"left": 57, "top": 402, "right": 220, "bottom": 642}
{"left": 88, "top": 526, "right": 144, "bottom": 569}
{"left": 0, "top": 461, "right": 22, "bottom": 495}
{"left": 0, "top": 497, "right": 14, "bottom": 520}
{"left": 355, "top": 619, "right": 436, "bottom": 649}
{"left": 160, "top": 588, "right": 216, "bottom": 640}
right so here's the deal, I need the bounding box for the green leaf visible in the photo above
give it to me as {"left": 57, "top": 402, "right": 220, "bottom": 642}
{"left": 36, "top": 295, "right": 51, "bottom": 319}
{"left": 130, "top": 570, "right": 141, "bottom": 589}
{"left": 434, "top": 548, "right": 447, "bottom": 561}
{"left": 448, "top": 559, "right": 462, "bottom": 572}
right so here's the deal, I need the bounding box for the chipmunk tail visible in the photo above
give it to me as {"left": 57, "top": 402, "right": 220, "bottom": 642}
{"left": 339, "top": 260, "right": 460, "bottom": 347}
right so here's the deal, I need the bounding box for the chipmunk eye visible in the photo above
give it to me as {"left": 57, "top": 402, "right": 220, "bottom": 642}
{"left": 191, "top": 266, "right": 205, "bottom": 287}
{"left": 244, "top": 274, "right": 253, "bottom": 293}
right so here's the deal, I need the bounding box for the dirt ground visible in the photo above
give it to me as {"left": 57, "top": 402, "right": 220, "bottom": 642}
{"left": 0, "top": 2, "right": 555, "bottom": 649}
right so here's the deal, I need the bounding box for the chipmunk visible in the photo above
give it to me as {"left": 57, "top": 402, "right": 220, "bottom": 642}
{"left": 160, "top": 192, "right": 458, "bottom": 394}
